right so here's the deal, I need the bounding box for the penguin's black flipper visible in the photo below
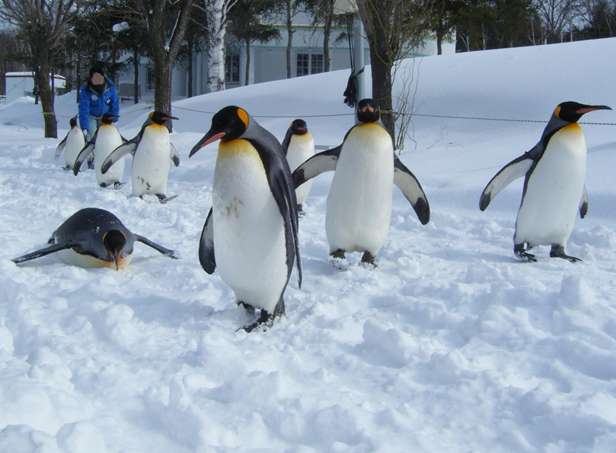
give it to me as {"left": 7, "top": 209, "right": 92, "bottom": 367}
{"left": 72, "top": 140, "right": 96, "bottom": 175}
{"left": 55, "top": 131, "right": 70, "bottom": 160}
{"left": 281, "top": 128, "right": 293, "bottom": 156}
{"left": 12, "top": 243, "right": 73, "bottom": 264}
{"left": 198, "top": 208, "right": 216, "bottom": 274}
{"left": 291, "top": 145, "right": 341, "bottom": 189}
{"left": 393, "top": 156, "right": 430, "bottom": 225}
{"left": 251, "top": 140, "right": 302, "bottom": 288}
{"left": 101, "top": 142, "right": 137, "bottom": 174}
{"left": 579, "top": 185, "right": 589, "bottom": 219}
{"left": 479, "top": 153, "right": 534, "bottom": 211}
{"left": 134, "top": 235, "right": 177, "bottom": 259}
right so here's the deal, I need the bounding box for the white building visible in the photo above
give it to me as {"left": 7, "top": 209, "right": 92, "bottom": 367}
{"left": 3, "top": 72, "right": 66, "bottom": 103}
{"left": 117, "top": 12, "right": 455, "bottom": 101}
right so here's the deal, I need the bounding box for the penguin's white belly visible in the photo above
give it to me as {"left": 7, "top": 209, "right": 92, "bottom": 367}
{"left": 286, "top": 135, "right": 315, "bottom": 205}
{"left": 94, "top": 128, "right": 124, "bottom": 185}
{"left": 213, "top": 141, "right": 287, "bottom": 313}
{"left": 57, "top": 249, "right": 132, "bottom": 269}
{"left": 515, "top": 124, "right": 587, "bottom": 246}
{"left": 64, "top": 130, "right": 85, "bottom": 167}
{"left": 132, "top": 127, "right": 171, "bottom": 196}
{"left": 326, "top": 123, "right": 394, "bottom": 254}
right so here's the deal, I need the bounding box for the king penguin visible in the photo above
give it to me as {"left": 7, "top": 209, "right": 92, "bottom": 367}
{"left": 101, "top": 111, "right": 180, "bottom": 203}
{"left": 293, "top": 98, "right": 430, "bottom": 266}
{"left": 73, "top": 113, "right": 126, "bottom": 188}
{"left": 55, "top": 116, "right": 85, "bottom": 170}
{"left": 282, "top": 119, "right": 315, "bottom": 213}
{"left": 12, "top": 208, "right": 177, "bottom": 269}
{"left": 189, "top": 106, "right": 302, "bottom": 332}
{"left": 479, "top": 101, "right": 611, "bottom": 262}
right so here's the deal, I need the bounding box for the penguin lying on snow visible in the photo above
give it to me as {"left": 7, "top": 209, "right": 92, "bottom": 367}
{"left": 12, "top": 208, "right": 177, "bottom": 270}
{"left": 282, "top": 119, "right": 315, "bottom": 213}
{"left": 55, "top": 116, "right": 85, "bottom": 170}
{"left": 189, "top": 106, "right": 302, "bottom": 332}
{"left": 480, "top": 101, "right": 611, "bottom": 262}
{"left": 73, "top": 113, "right": 127, "bottom": 188}
{"left": 293, "top": 98, "right": 430, "bottom": 266}
{"left": 101, "top": 111, "right": 180, "bottom": 203}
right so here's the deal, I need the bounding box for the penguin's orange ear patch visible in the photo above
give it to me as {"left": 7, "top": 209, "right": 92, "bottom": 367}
{"left": 237, "top": 108, "right": 249, "bottom": 127}
{"left": 554, "top": 106, "right": 561, "bottom": 119}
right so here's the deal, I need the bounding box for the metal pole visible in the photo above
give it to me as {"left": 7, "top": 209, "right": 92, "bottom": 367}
{"left": 352, "top": 13, "right": 367, "bottom": 101}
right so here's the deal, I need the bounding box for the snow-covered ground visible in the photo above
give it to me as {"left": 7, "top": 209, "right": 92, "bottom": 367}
{"left": 1, "top": 38, "right": 616, "bottom": 452}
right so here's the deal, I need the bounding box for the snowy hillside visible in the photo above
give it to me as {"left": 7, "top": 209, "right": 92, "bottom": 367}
{"left": 1, "top": 38, "right": 616, "bottom": 452}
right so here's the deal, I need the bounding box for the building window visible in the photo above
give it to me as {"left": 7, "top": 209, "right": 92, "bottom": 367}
{"left": 225, "top": 54, "right": 240, "bottom": 83}
{"left": 296, "top": 53, "right": 309, "bottom": 76}
{"left": 297, "top": 53, "right": 323, "bottom": 76}
{"left": 311, "top": 54, "right": 324, "bottom": 74}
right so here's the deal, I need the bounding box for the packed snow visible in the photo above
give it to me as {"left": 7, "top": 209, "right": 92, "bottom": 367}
{"left": 1, "top": 38, "right": 616, "bottom": 452}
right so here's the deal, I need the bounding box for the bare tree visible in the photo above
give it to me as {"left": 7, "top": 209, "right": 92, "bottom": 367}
{"left": 356, "top": 0, "right": 429, "bottom": 141}
{"left": 228, "top": 0, "right": 280, "bottom": 86}
{"left": 0, "top": 0, "right": 75, "bottom": 138}
{"left": 281, "top": 0, "right": 303, "bottom": 78}
{"left": 306, "top": 0, "right": 336, "bottom": 72}
{"left": 130, "top": 0, "right": 194, "bottom": 114}
{"left": 534, "top": 0, "right": 580, "bottom": 42}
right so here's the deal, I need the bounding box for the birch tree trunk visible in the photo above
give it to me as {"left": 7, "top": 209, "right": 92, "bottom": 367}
{"left": 205, "top": 0, "right": 233, "bottom": 92}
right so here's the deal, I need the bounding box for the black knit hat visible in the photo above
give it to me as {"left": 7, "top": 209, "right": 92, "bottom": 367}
{"left": 89, "top": 63, "right": 106, "bottom": 78}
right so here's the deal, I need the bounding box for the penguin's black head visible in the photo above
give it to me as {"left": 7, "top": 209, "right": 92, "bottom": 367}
{"left": 189, "top": 106, "right": 250, "bottom": 158}
{"left": 149, "top": 110, "right": 179, "bottom": 126}
{"left": 357, "top": 98, "right": 380, "bottom": 123}
{"left": 101, "top": 113, "right": 116, "bottom": 125}
{"left": 69, "top": 116, "right": 78, "bottom": 128}
{"left": 103, "top": 229, "right": 129, "bottom": 271}
{"left": 554, "top": 101, "right": 611, "bottom": 123}
{"left": 290, "top": 119, "right": 308, "bottom": 135}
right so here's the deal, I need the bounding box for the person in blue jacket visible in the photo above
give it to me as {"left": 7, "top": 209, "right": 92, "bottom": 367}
{"left": 79, "top": 64, "right": 119, "bottom": 140}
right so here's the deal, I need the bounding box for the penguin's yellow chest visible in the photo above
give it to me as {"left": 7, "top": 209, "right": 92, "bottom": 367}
{"left": 214, "top": 139, "right": 266, "bottom": 218}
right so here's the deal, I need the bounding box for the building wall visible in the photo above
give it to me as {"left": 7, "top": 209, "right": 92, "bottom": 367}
{"left": 117, "top": 16, "right": 455, "bottom": 101}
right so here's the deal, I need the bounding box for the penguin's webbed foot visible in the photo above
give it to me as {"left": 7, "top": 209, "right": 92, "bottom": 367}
{"left": 550, "top": 245, "right": 582, "bottom": 263}
{"left": 156, "top": 193, "right": 178, "bottom": 204}
{"left": 329, "top": 249, "right": 348, "bottom": 270}
{"left": 330, "top": 249, "right": 345, "bottom": 260}
{"left": 361, "top": 251, "right": 377, "bottom": 268}
{"left": 113, "top": 181, "right": 124, "bottom": 190}
{"left": 237, "top": 300, "right": 255, "bottom": 316}
{"left": 240, "top": 298, "right": 285, "bottom": 333}
{"left": 514, "top": 243, "right": 537, "bottom": 262}
{"left": 297, "top": 204, "right": 305, "bottom": 218}
{"left": 99, "top": 182, "right": 108, "bottom": 188}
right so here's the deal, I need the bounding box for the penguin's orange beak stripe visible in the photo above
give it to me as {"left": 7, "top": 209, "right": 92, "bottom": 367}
{"left": 576, "top": 105, "right": 611, "bottom": 114}
{"left": 189, "top": 131, "right": 226, "bottom": 158}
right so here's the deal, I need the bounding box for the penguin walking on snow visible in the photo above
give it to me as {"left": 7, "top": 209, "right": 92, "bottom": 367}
{"left": 293, "top": 98, "right": 430, "bottom": 266}
{"left": 55, "top": 116, "right": 85, "bottom": 170}
{"left": 479, "top": 101, "right": 611, "bottom": 262}
{"left": 73, "top": 113, "right": 126, "bottom": 188}
{"left": 189, "top": 106, "right": 302, "bottom": 332}
{"left": 282, "top": 119, "right": 315, "bottom": 213}
{"left": 101, "top": 111, "right": 180, "bottom": 203}
{"left": 12, "top": 208, "right": 177, "bottom": 270}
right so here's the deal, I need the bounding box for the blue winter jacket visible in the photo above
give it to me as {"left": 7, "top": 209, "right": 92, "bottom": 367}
{"left": 78, "top": 78, "right": 119, "bottom": 132}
